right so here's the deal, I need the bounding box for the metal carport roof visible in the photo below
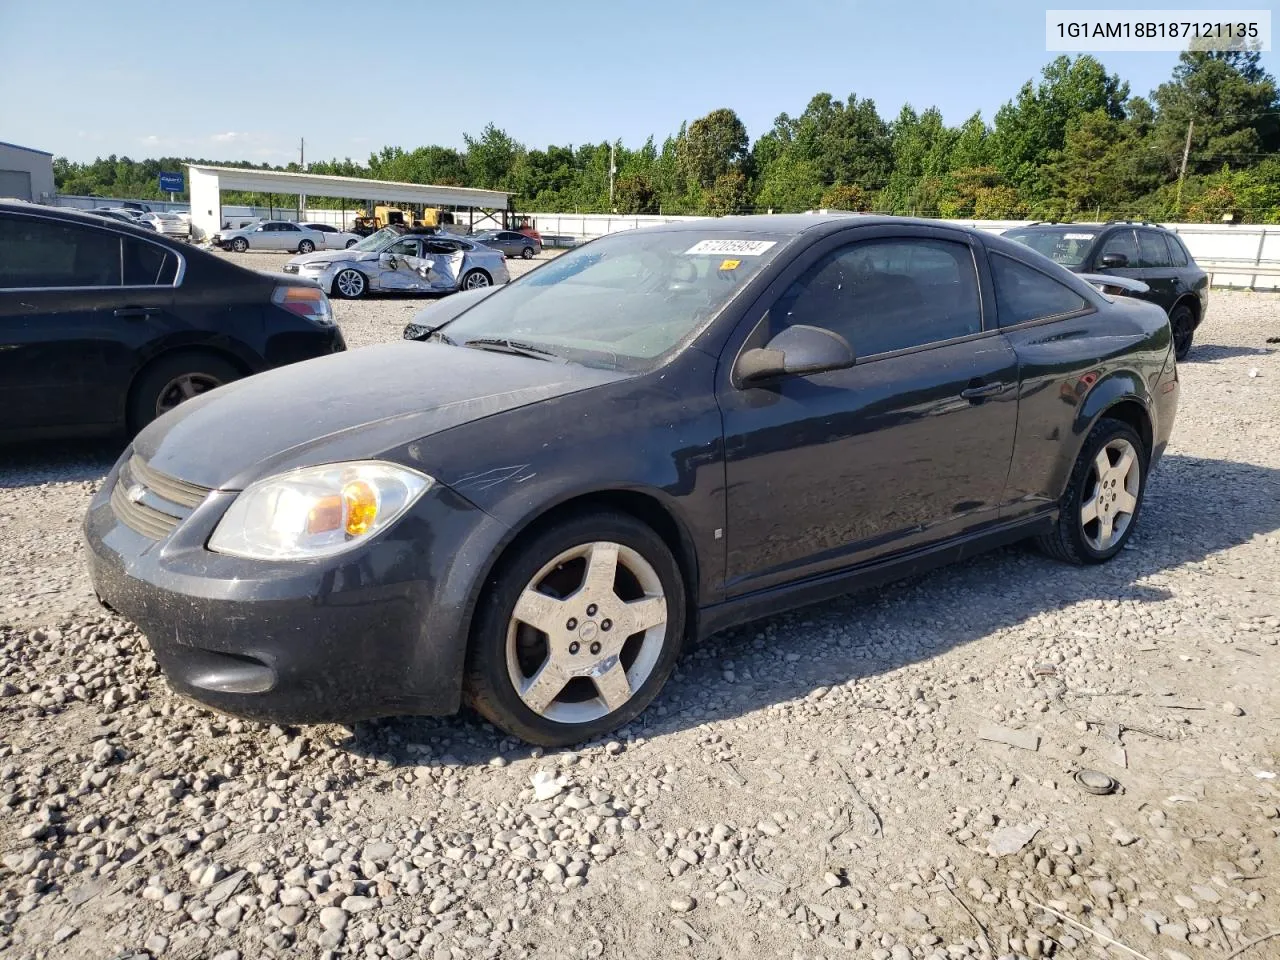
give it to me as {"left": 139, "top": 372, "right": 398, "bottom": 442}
{"left": 186, "top": 164, "right": 510, "bottom": 208}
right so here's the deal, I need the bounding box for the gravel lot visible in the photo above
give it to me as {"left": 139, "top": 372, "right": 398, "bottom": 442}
{"left": 1, "top": 278, "right": 1278, "bottom": 960}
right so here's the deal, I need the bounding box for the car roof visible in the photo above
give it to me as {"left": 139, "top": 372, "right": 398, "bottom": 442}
{"left": 635, "top": 213, "right": 975, "bottom": 237}
{"left": 0, "top": 200, "right": 162, "bottom": 236}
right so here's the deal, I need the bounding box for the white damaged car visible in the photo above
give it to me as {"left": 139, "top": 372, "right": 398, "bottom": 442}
{"left": 283, "top": 227, "right": 509, "bottom": 299}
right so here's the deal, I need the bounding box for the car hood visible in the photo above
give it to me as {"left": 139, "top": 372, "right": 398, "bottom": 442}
{"left": 134, "top": 342, "right": 627, "bottom": 491}
{"left": 288, "top": 249, "right": 379, "bottom": 267}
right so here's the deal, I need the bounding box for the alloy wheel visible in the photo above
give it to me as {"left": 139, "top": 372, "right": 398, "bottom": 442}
{"left": 464, "top": 271, "right": 491, "bottom": 289}
{"left": 154, "top": 373, "right": 222, "bottom": 416}
{"left": 335, "top": 269, "right": 365, "bottom": 298}
{"left": 1080, "top": 437, "right": 1141, "bottom": 551}
{"left": 505, "top": 541, "right": 668, "bottom": 724}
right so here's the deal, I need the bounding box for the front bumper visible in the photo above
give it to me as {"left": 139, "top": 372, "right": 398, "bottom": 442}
{"left": 84, "top": 454, "right": 507, "bottom": 724}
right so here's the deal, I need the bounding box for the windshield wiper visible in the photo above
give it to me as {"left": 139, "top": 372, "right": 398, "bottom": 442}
{"left": 461, "top": 337, "right": 564, "bottom": 362}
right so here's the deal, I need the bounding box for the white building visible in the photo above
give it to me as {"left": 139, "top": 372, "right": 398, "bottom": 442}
{"left": 0, "top": 142, "right": 55, "bottom": 202}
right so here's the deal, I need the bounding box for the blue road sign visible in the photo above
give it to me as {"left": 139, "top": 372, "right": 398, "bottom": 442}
{"left": 159, "top": 172, "right": 184, "bottom": 193}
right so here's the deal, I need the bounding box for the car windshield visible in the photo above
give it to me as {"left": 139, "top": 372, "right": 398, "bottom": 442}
{"left": 350, "top": 228, "right": 401, "bottom": 252}
{"left": 435, "top": 228, "right": 789, "bottom": 371}
{"left": 1003, "top": 228, "right": 1097, "bottom": 267}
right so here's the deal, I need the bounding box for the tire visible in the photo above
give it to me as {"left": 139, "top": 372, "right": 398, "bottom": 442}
{"left": 1036, "top": 417, "right": 1148, "bottom": 565}
{"left": 127, "top": 351, "right": 242, "bottom": 436}
{"left": 461, "top": 269, "right": 491, "bottom": 290}
{"left": 465, "top": 510, "right": 687, "bottom": 746}
{"left": 345, "top": 238, "right": 358, "bottom": 248}
{"left": 331, "top": 268, "right": 367, "bottom": 299}
{"left": 298, "top": 239, "right": 315, "bottom": 254}
{"left": 230, "top": 237, "right": 248, "bottom": 253}
{"left": 521, "top": 246, "right": 534, "bottom": 260}
{"left": 1170, "top": 303, "right": 1195, "bottom": 361}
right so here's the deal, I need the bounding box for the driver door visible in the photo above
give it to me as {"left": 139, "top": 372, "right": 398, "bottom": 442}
{"left": 377, "top": 237, "right": 427, "bottom": 291}
{"left": 717, "top": 225, "right": 1020, "bottom": 597}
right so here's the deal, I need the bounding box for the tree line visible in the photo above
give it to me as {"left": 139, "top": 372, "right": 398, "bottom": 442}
{"left": 53, "top": 49, "right": 1280, "bottom": 223}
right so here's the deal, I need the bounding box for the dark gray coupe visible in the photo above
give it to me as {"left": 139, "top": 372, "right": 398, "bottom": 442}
{"left": 85, "top": 214, "right": 1179, "bottom": 746}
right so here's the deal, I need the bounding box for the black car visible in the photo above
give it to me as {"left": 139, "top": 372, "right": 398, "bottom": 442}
{"left": 0, "top": 202, "right": 346, "bottom": 440}
{"left": 85, "top": 215, "right": 1178, "bottom": 746}
{"left": 1002, "top": 221, "right": 1208, "bottom": 359}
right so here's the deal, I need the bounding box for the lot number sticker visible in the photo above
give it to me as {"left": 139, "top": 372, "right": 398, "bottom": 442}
{"left": 685, "top": 239, "right": 777, "bottom": 256}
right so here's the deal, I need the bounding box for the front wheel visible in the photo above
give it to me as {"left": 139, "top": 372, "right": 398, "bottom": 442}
{"left": 332, "top": 268, "right": 367, "bottom": 299}
{"left": 461, "top": 269, "right": 492, "bottom": 290}
{"left": 466, "top": 511, "right": 687, "bottom": 746}
{"left": 1036, "top": 417, "right": 1147, "bottom": 564}
{"left": 230, "top": 237, "right": 248, "bottom": 253}
{"left": 1170, "top": 303, "right": 1195, "bottom": 361}
{"left": 127, "top": 351, "right": 241, "bottom": 436}
{"left": 298, "top": 239, "right": 315, "bottom": 254}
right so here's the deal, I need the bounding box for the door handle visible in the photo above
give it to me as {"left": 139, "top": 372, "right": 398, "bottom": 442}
{"left": 114, "top": 307, "right": 160, "bottom": 319}
{"left": 959, "top": 381, "right": 1009, "bottom": 401}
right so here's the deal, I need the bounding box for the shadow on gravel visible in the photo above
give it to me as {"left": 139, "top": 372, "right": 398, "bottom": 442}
{"left": 0, "top": 439, "right": 121, "bottom": 488}
{"left": 346, "top": 452, "right": 1280, "bottom": 764}
{"left": 1183, "top": 343, "right": 1275, "bottom": 362}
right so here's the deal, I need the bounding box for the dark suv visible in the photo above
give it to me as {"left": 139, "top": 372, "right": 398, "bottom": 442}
{"left": 1003, "top": 221, "right": 1208, "bottom": 359}
{"left": 0, "top": 202, "right": 346, "bottom": 441}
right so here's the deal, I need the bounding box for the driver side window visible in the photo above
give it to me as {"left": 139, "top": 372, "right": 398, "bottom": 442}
{"left": 1098, "top": 229, "right": 1138, "bottom": 264}
{"left": 387, "top": 239, "right": 420, "bottom": 257}
{"left": 772, "top": 237, "right": 983, "bottom": 357}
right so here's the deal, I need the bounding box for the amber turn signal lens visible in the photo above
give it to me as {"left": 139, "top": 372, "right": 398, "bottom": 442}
{"left": 342, "top": 481, "right": 378, "bottom": 536}
{"left": 306, "top": 495, "right": 343, "bottom": 535}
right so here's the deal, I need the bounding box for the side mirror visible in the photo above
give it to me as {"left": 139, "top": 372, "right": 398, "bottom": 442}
{"left": 735, "top": 324, "right": 855, "bottom": 386}
{"left": 1099, "top": 252, "right": 1128, "bottom": 268}
{"left": 379, "top": 252, "right": 397, "bottom": 265}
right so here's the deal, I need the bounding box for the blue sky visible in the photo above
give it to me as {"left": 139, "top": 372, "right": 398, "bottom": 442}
{"left": 0, "top": 0, "right": 1274, "bottom": 164}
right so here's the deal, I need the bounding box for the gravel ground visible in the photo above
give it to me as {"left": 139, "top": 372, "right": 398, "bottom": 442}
{"left": 1, "top": 285, "right": 1278, "bottom": 960}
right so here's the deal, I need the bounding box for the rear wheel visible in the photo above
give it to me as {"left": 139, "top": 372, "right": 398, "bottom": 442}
{"left": 466, "top": 511, "right": 686, "bottom": 746}
{"left": 521, "top": 246, "right": 534, "bottom": 259}
{"left": 298, "top": 239, "right": 315, "bottom": 254}
{"left": 345, "top": 238, "right": 358, "bottom": 248}
{"left": 127, "top": 351, "right": 241, "bottom": 436}
{"left": 230, "top": 237, "right": 248, "bottom": 253}
{"left": 1036, "top": 417, "right": 1147, "bottom": 564}
{"left": 1170, "top": 303, "right": 1195, "bottom": 361}
{"left": 461, "top": 269, "right": 492, "bottom": 290}
{"left": 332, "top": 268, "right": 367, "bottom": 299}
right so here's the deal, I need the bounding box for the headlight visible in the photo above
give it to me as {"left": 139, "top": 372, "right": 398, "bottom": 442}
{"left": 208, "top": 461, "right": 432, "bottom": 560}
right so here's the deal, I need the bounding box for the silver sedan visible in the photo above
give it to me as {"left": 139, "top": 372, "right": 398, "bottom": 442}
{"left": 283, "top": 228, "right": 510, "bottom": 299}
{"left": 214, "top": 220, "right": 326, "bottom": 254}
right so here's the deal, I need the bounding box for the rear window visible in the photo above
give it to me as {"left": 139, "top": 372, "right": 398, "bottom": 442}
{"left": 1003, "top": 229, "right": 1096, "bottom": 267}
{"left": 0, "top": 215, "right": 121, "bottom": 288}
{"left": 991, "top": 253, "right": 1089, "bottom": 326}
{"left": 123, "top": 238, "right": 179, "bottom": 285}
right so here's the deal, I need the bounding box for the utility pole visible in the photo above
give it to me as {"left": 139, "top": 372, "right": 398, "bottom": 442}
{"left": 609, "top": 142, "right": 616, "bottom": 211}
{"left": 1175, "top": 119, "right": 1193, "bottom": 215}
{"left": 299, "top": 137, "right": 306, "bottom": 220}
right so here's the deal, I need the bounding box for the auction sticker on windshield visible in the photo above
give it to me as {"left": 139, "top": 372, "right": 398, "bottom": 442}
{"left": 685, "top": 239, "right": 777, "bottom": 256}
{"left": 1065, "top": 233, "right": 1096, "bottom": 240}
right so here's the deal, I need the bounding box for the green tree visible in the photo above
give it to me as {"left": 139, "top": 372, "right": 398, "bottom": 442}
{"left": 677, "top": 108, "right": 749, "bottom": 189}
{"left": 1150, "top": 49, "right": 1279, "bottom": 179}
{"left": 463, "top": 123, "right": 519, "bottom": 190}
{"left": 991, "top": 55, "right": 1129, "bottom": 196}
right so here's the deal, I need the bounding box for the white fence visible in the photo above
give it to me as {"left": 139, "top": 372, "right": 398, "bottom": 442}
{"left": 515, "top": 212, "right": 1280, "bottom": 290}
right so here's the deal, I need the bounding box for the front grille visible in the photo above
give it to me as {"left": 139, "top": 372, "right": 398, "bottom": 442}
{"left": 110, "top": 455, "right": 212, "bottom": 540}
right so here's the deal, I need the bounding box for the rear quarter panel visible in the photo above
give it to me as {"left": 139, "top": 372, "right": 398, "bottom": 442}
{"left": 1001, "top": 296, "right": 1173, "bottom": 518}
